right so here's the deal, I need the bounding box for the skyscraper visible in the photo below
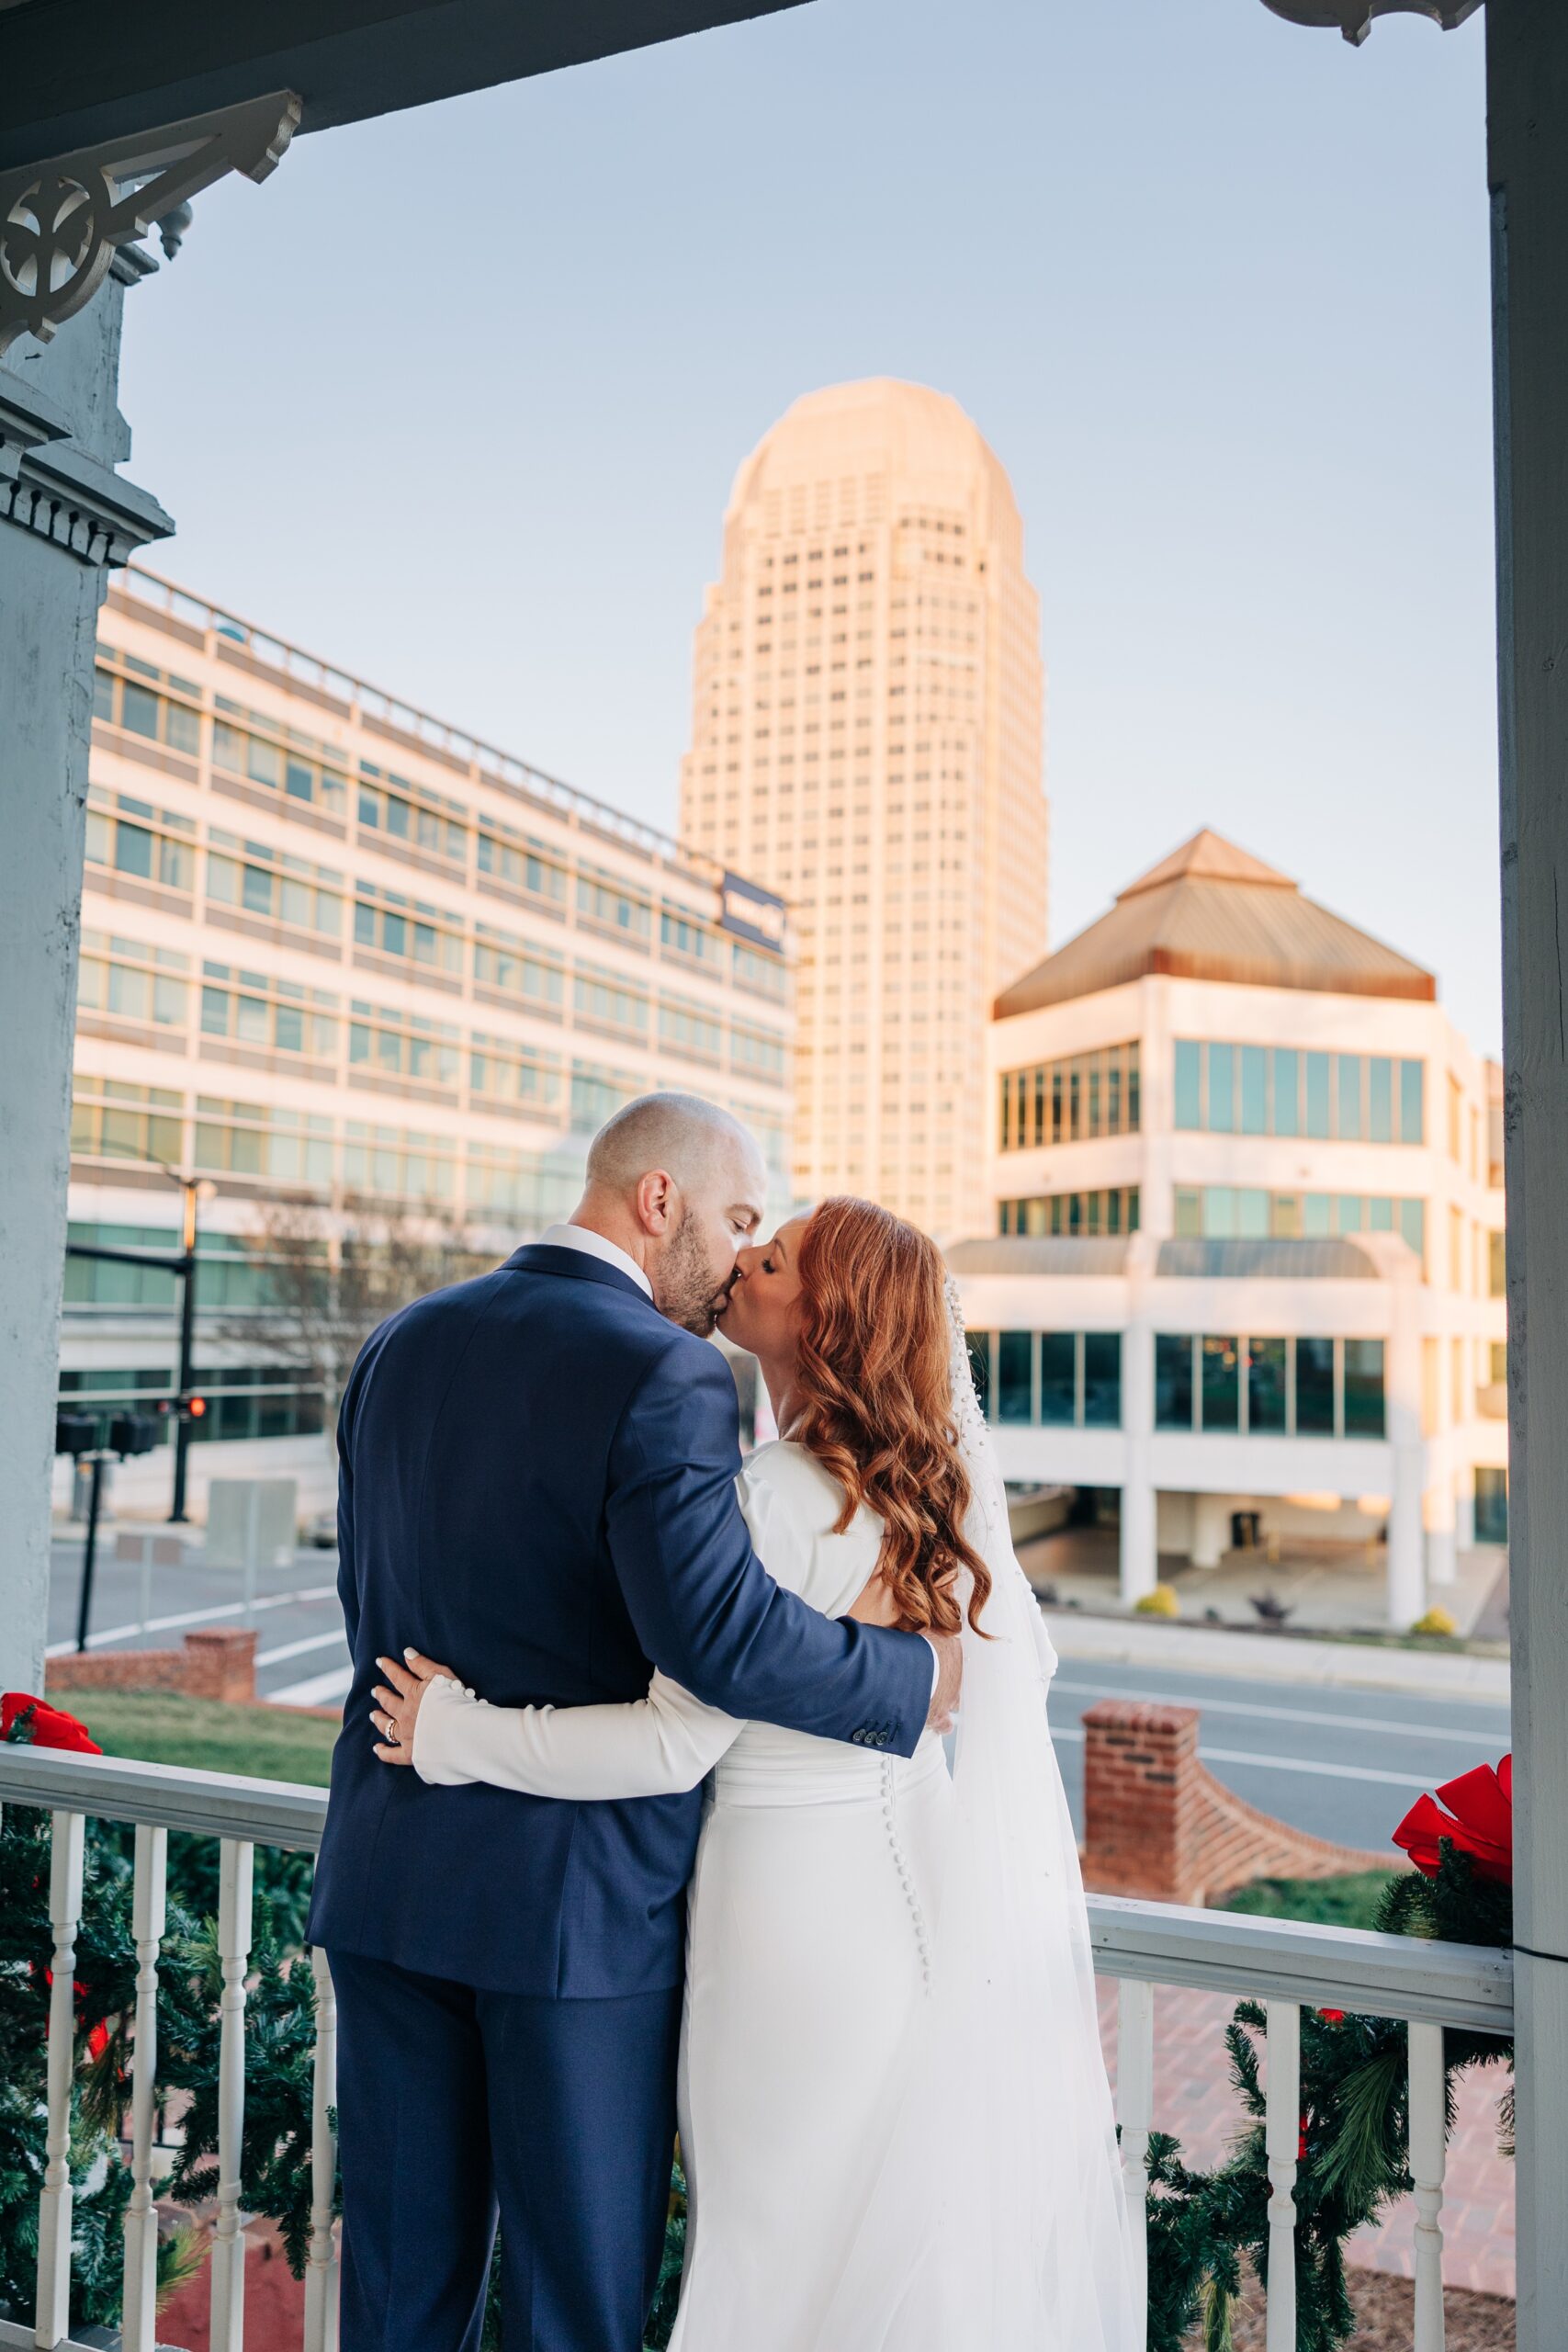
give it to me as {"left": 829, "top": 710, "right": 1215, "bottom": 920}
{"left": 680, "top": 379, "right": 1046, "bottom": 1239}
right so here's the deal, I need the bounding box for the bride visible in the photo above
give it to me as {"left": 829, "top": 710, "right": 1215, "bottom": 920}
{"left": 370, "top": 1196, "right": 1137, "bottom": 2350}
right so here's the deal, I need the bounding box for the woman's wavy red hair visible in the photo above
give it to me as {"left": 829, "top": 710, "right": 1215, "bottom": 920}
{"left": 791, "top": 1197, "right": 990, "bottom": 1636}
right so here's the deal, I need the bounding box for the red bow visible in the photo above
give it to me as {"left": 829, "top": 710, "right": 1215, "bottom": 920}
{"left": 2, "top": 1693, "right": 102, "bottom": 1754}
{"left": 1392, "top": 1756, "right": 1512, "bottom": 1886}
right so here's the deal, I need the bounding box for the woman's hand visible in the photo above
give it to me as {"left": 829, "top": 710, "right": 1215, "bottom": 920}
{"left": 371, "top": 1648, "right": 457, "bottom": 1766}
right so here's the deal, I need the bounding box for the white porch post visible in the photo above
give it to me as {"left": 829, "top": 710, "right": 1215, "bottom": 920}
{"left": 0, "top": 267, "right": 172, "bottom": 1690}
{"left": 1490, "top": 0, "right": 1568, "bottom": 2339}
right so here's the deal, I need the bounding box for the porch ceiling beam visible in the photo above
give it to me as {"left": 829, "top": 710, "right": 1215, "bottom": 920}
{"left": 0, "top": 0, "right": 812, "bottom": 174}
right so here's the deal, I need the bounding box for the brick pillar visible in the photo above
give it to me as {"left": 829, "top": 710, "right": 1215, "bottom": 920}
{"left": 181, "top": 1628, "right": 258, "bottom": 1704}
{"left": 1081, "top": 1700, "right": 1201, "bottom": 1903}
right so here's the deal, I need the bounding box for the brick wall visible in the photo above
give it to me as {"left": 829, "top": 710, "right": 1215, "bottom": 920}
{"left": 1080, "top": 1698, "right": 1387, "bottom": 1905}
{"left": 47, "top": 1627, "right": 257, "bottom": 1706}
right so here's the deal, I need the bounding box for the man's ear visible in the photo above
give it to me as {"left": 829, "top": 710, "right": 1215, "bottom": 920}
{"left": 636, "top": 1169, "right": 678, "bottom": 1235}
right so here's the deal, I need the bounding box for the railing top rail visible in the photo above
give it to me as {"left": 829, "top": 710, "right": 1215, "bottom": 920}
{"left": 0, "top": 1748, "right": 1515, "bottom": 2035}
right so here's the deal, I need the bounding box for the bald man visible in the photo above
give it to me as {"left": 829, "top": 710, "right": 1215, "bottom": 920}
{"left": 309, "top": 1093, "right": 956, "bottom": 2352}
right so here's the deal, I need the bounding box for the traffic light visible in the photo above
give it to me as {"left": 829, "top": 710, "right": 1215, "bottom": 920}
{"left": 186, "top": 1395, "right": 208, "bottom": 1424}
{"left": 108, "top": 1411, "right": 160, "bottom": 1459}
{"left": 55, "top": 1412, "right": 96, "bottom": 1458}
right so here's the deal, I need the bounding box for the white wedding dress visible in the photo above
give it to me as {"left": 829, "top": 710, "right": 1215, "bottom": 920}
{"left": 416, "top": 1391, "right": 1137, "bottom": 2348}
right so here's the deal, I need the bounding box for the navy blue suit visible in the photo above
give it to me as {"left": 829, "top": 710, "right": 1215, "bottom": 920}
{"left": 308, "top": 1243, "right": 931, "bottom": 2350}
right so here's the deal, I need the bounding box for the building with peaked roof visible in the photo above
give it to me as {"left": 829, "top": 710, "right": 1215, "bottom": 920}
{"left": 948, "top": 831, "right": 1506, "bottom": 1632}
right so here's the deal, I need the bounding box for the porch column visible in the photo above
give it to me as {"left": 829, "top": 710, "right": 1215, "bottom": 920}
{"left": 0, "top": 272, "right": 173, "bottom": 1691}
{"left": 1490, "top": 0, "right": 1568, "bottom": 2337}
{"left": 1190, "top": 1493, "right": 1230, "bottom": 1572}
{"left": 1424, "top": 1480, "right": 1458, "bottom": 1591}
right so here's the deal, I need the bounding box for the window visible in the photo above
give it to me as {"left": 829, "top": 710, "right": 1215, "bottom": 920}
{"left": 356, "top": 769, "right": 468, "bottom": 861}
{"left": 1247, "top": 1338, "right": 1288, "bottom": 1435}
{"left": 1305, "top": 1051, "right": 1331, "bottom": 1137}
{"left": 340, "top": 1120, "right": 456, "bottom": 1203}
{"left": 201, "top": 966, "right": 338, "bottom": 1059}
{"left": 476, "top": 826, "right": 567, "bottom": 902}
{"left": 195, "top": 1097, "right": 336, "bottom": 1189}
{"left": 998, "top": 1042, "right": 1141, "bottom": 1149}
{"left": 1490, "top": 1230, "right": 1506, "bottom": 1298}
{"left": 574, "top": 966, "right": 649, "bottom": 1037}
{"left": 1369, "top": 1057, "right": 1393, "bottom": 1143}
{"left": 1156, "top": 1335, "right": 1194, "bottom": 1430}
{"left": 85, "top": 790, "right": 196, "bottom": 894}
{"left": 732, "top": 942, "right": 789, "bottom": 1001}
{"left": 465, "top": 1140, "right": 581, "bottom": 1224}
{"left": 468, "top": 1035, "right": 562, "bottom": 1114}
{"left": 1343, "top": 1340, "right": 1386, "bottom": 1437}
{"left": 1240, "top": 1046, "right": 1268, "bottom": 1135}
{"left": 660, "top": 906, "right": 722, "bottom": 967}
{"left": 95, "top": 663, "right": 203, "bottom": 757}
{"left": 208, "top": 832, "right": 343, "bottom": 936}
{"left": 731, "top": 1025, "right": 787, "bottom": 1081}
{"left": 347, "top": 1001, "right": 460, "bottom": 1086}
{"left": 1475, "top": 1465, "right": 1508, "bottom": 1545}
{"left": 570, "top": 1061, "right": 640, "bottom": 1132}
{"left": 77, "top": 931, "right": 188, "bottom": 1029}
{"left": 1294, "top": 1338, "right": 1335, "bottom": 1434}
{"left": 972, "top": 1331, "right": 1121, "bottom": 1429}
{"left": 997, "top": 1332, "right": 1034, "bottom": 1424}
{"left": 577, "top": 870, "right": 652, "bottom": 943}
{"left": 1401, "top": 1059, "right": 1426, "bottom": 1145}
{"left": 1174, "top": 1039, "right": 1201, "bottom": 1130}
{"left": 70, "top": 1080, "right": 184, "bottom": 1169}
{"left": 1171, "top": 1186, "right": 1424, "bottom": 1262}
{"left": 1200, "top": 1336, "right": 1240, "bottom": 1430}
{"left": 658, "top": 997, "right": 723, "bottom": 1062}
{"left": 212, "top": 711, "right": 348, "bottom": 817}
{"left": 64, "top": 1226, "right": 179, "bottom": 1310}
{"left": 1038, "top": 1332, "right": 1076, "bottom": 1424}
{"left": 473, "top": 923, "right": 565, "bottom": 1011}
{"left": 998, "top": 1187, "right": 1140, "bottom": 1238}
{"left": 353, "top": 880, "right": 463, "bottom": 974}
{"left": 1206, "top": 1043, "right": 1235, "bottom": 1133}
{"left": 1273, "top": 1048, "right": 1300, "bottom": 1137}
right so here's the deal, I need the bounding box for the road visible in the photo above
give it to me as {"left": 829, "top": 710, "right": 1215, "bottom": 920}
{"left": 49, "top": 1537, "right": 1511, "bottom": 1853}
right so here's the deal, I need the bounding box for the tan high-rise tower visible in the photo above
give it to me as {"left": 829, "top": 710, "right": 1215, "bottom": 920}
{"left": 679, "top": 379, "right": 1046, "bottom": 1240}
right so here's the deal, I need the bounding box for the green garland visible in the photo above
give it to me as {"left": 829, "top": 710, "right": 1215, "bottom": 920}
{"left": 1141, "top": 1849, "right": 1513, "bottom": 2351}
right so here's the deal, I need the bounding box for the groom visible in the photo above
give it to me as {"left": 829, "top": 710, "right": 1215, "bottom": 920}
{"left": 308, "top": 1092, "right": 958, "bottom": 2352}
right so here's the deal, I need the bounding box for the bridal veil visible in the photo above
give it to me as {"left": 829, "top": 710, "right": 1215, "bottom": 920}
{"left": 806, "top": 1283, "right": 1141, "bottom": 2350}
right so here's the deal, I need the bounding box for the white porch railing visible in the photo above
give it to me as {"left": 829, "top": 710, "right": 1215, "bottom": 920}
{"left": 0, "top": 1745, "right": 1515, "bottom": 2352}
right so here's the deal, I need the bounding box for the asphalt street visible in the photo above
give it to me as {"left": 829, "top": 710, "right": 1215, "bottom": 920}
{"left": 49, "top": 1536, "right": 1510, "bottom": 1854}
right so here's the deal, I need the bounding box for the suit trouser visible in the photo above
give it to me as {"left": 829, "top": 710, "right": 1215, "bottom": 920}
{"left": 327, "top": 1949, "right": 682, "bottom": 2352}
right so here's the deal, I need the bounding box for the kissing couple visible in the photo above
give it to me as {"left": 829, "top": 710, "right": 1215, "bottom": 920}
{"left": 308, "top": 1092, "right": 1136, "bottom": 2350}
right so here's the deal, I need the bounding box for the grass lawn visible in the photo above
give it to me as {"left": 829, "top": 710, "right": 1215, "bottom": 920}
{"left": 1221, "top": 1869, "right": 1398, "bottom": 1930}
{"left": 62, "top": 1689, "right": 340, "bottom": 1786}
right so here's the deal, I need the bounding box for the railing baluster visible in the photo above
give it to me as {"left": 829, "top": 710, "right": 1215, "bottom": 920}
{"left": 304, "top": 1948, "right": 340, "bottom": 2352}
{"left": 36, "top": 1809, "right": 85, "bottom": 2352}
{"left": 1408, "top": 2018, "right": 1447, "bottom": 2352}
{"left": 209, "top": 1838, "right": 254, "bottom": 2352}
{"left": 1263, "top": 1999, "right": 1302, "bottom": 2352}
{"left": 1116, "top": 1975, "right": 1154, "bottom": 2345}
{"left": 122, "top": 1823, "right": 168, "bottom": 2352}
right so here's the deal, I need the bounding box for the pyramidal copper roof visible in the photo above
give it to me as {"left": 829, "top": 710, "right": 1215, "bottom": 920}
{"left": 996, "top": 829, "right": 1436, "bottom": 1017}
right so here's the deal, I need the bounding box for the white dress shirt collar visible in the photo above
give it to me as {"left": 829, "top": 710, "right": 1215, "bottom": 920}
{"left": 539, "top": 1222, "right": 654, "bottom": 1302}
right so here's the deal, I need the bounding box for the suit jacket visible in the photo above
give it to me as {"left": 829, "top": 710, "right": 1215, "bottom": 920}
{"left": 306, "top": 1243, "right": 932, "bottom": 1997}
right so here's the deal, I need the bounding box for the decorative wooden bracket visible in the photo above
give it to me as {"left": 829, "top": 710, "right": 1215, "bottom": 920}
{"left": 0, "top": 90, "right": 299, "bottom": 356}
{"left": 1258, "top": 0, "right": 1480, "bottom": 40}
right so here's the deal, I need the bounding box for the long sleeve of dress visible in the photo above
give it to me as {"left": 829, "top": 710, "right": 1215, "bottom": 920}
{"left": 413, "top": 1667, "right": 741, "bottom": 1798}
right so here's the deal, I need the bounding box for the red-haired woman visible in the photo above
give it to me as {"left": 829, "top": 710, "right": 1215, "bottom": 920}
{"left": 374, "top": 1200, "right": 1135, "bottom": 2350}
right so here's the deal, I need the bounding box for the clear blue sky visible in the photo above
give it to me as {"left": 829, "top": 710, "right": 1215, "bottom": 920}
{"left": 118, "top": 0, "right": 1499, "bottom": 1048}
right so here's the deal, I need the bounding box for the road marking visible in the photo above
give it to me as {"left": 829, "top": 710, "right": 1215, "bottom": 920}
{"left": 1053, "top": 1675, "right": 1509, "bottom": 1746}
{"left": 46, "top": 1584, "right": 339, "bottom": 1657}
{"left": 1048, "top": 1724, "right": 1432, "bottom": 1789}
{"left": 255, "top": 1629, "right": 349, "bottom": 1669}
{"left": 268, "top": 1664, "right": 354, "bottom": 1708}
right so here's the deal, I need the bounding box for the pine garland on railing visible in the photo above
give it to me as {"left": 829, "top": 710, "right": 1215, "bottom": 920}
{"left": 1141, "top": 1759, "right": 1515, "bottom": 2352}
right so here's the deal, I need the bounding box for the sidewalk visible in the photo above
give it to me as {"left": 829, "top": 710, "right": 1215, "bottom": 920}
{"left": 1043, "top": 1609, "right": 1511, "bottom": 1702}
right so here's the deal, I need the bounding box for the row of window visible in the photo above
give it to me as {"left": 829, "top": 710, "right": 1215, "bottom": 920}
{"left": 998, "top": 1188, "right": 1142, "bottom": 1238}
{"left": 1175, "top": 1041, "right": 1425, "bottom": 1145}
{"left": 968, "top": 1330, "right": 1122, "bottom": 1429}
{"left": 58, "top": 1363, "right": 325, "bottom": 1446}
{"left": 83, "top": 773, "right": 786, "bottom": 1001}
{"left": 69, "top": 1079, "right": 791, "bottom": 1203}
{"left": 998, "top": 1042, "right": 1141, "bottom": 1151}
{"left": 1156, "top": 1334, "right": 1385, "bottom": 1439}
{"left": 1172, "top": 1186, "right": 1427, "bottom": 1256}
{"left": 79, "top": 918, "right": 787, "bottom": 1078}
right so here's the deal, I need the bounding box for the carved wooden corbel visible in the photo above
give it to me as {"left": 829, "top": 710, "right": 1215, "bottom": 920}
{"left": 0, "top": 90, "right": 300, "bottom": 356}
